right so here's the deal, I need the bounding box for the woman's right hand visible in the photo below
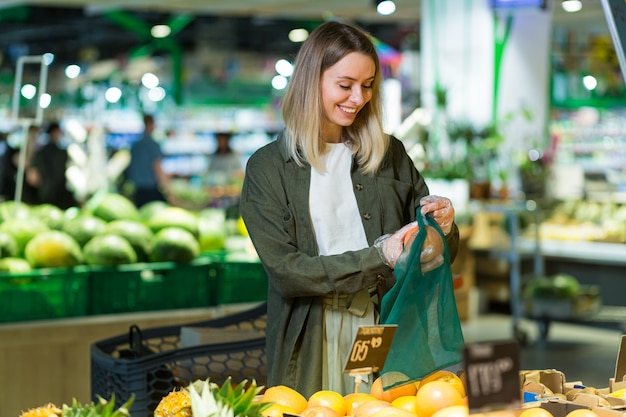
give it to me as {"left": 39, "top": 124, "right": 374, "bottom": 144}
{"left": 374, "top": 222, "right": 417, "bottom": 268}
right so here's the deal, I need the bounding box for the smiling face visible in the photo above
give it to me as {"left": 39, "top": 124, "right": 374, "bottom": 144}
{"left": 320, "top": 52, "right": 376, "bottom": 143}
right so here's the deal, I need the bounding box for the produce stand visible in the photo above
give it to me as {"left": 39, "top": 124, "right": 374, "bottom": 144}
{"left": 0, "top": 251, "right": 268, "bottom": 323}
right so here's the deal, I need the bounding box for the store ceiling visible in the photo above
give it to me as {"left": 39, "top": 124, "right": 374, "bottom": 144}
{"left": 0, "top": 0, "right": 612, "bottom": 67}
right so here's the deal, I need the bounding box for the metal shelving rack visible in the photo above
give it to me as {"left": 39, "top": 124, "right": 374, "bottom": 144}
{"left": 475, "top": 200, "right": 544, "bottom": 345}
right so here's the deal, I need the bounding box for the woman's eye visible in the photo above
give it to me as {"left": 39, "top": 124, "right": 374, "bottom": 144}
{"left": 339, "top": 85, "right": 350, "bottom": 90}
{"left": 363, "top": 84, "right": 373, "bottom": 89}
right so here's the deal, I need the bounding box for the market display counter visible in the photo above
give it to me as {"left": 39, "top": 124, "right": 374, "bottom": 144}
{"left": 0, "top": 303, "right": 260, "bottom": 417}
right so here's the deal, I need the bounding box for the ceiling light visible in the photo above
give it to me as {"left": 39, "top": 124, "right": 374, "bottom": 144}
{"left": 561, "top": 0, "right": 582, "bottom": 12}
{"left": 151, "top": 24, "right": 171, "bottom": 38}
{"left": 376, "top": 0, "right": 396, "bottom": 16}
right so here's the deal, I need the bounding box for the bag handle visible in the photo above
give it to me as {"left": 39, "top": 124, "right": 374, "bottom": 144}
{"left": 128, "top": 324, "right": 145, "bottom": 356}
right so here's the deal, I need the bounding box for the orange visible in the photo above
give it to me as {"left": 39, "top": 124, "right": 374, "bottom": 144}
{"left": 403, "top": 225, "right": 419, "bottom": 246}
{"left": 301, "top": 405, "right": 343, "bottom": 417}
{"left": 353, "top": 399, "right": 392, "bottom": 417}
{"left": 518, "top": 408, "right": 555, "bottom": 417}
{"left": 344, "top": 392, "right": 378, "bottom": 416}
{"left": 370, "top": 373, "right": 418, "bottom": 402}
{"left": 262, "top": 403, "right": 297, "bottom": 417}
{"left": 565, "top": 410, "right": 599, "bottom": 417}
{"left": 391, "top": 395, "right": 418, "bottom": 415}
{"left": 371, "top": 407, "right": 417, "bottom": 417}
{"left": 414, "top": 380, "right": 464, "bottom": 417}
{"left": 308, "top": 390, "right": 346, "bottom": 416}
{"left": 261, "top": 385, "right": 308, "bottom": 414}
{"left": 420, "top": 370, "right": 467, "bottom": 398}
{"left": 431, "top": 405, "right": 470, "bottom": 417}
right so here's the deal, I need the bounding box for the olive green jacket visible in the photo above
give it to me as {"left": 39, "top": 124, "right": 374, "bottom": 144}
{"left": 239, "top": 133, "right": 459, "bottom": 398}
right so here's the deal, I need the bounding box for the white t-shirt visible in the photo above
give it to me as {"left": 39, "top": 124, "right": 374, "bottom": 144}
{"left": 309, "top": 142, "right": 368, "bottom": 255}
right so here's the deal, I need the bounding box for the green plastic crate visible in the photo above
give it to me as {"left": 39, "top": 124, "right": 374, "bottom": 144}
{"left": 208, "top": 252, "right": 268, "bottom": 305}
{"left": 89, "top": 257, "right": 215, "bottom": 315}
{"left": 0, "top": 266, "right": 90, "bottom": 323}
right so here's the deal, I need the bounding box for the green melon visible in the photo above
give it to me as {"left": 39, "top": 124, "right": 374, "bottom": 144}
{"left": 24, "top": 230, "right": 83, "bottom": 268}
{"left": 0, "top": 231, "right": 18, "bottom": 258}
{"left": 147, "top": 206, "right": 199, "bottom": 238}
{"left": 30, "top": 203, "right": 65, "bottom": 230}
{"left": 62, "top": 215, "right": 108, "bottom": 247}
{"left": 0, "top": 218, "right": 49, "bottom": 256}
{"left": 83, "top": 234, "right": 138, "bottom": 266}
{"left": 105, "top": 220, "right": 154, "bottom": 262}
{"left": 149, "top": 227, "right": 200, "bottom": 263}
{"left": 0, "top": 257, "right": 32, "bottom": 273}
{"left": 85, "top": 191, "right": 141, "bottom": 222}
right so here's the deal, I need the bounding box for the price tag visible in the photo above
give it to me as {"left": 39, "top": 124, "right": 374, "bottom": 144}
{"left": 343, "top": 325, "right": 397, "bottom": 374}
{"left": 463, "top": 340, "right": 521, "bottom": 412}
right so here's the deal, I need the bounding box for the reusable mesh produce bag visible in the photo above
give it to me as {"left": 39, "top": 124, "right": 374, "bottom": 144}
{"left": 379, "top": 209, "right": 464, "bottom": 390}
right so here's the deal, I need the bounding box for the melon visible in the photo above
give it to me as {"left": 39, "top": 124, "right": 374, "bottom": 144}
{"left": 149, "top": 227, "right": 200, "bottom": 263}
{"left": 24, "top": 231, "right": 83, "bottom": 268}
{"left": 83, "top": 234, "right": 138, "bottom": 266}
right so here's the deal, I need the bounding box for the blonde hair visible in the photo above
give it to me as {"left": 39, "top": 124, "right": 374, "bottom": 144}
{"left": 281, "top": 20, "right": 389, "bottom": 174}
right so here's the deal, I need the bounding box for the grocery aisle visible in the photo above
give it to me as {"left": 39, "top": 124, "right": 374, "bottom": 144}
{"left": 461, "top": 314, "right": 623, "bottom": 388}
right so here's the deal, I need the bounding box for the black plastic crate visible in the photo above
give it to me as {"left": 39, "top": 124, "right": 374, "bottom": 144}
{"left": 90, "top": 303, "right": 267, "bottom": 417}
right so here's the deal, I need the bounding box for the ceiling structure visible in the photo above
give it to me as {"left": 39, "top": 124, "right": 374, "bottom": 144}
{"left": 0, "top": 0, "right": 613, "bottom": 67}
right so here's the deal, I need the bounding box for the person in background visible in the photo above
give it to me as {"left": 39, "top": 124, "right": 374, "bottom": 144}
{"left": 27, "top": 121, "right": 77, "bottom": 209}
{"left": 206, "top": 131, "right": 244, "bottom": 208}
{"left": 126, "top": 114, "right": 170, "bottom": 207}
{"left": 207, "top": 132, "right": 244, "bottom": 184}
{"left": 239, "top": 20, "right": 459, "bottom": 398}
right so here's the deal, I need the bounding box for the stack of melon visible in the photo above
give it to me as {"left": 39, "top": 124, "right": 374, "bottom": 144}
{"left": 0, "top": 192, "right": 232, "bottom": 273}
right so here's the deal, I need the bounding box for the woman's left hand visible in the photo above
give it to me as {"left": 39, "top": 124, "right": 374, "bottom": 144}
{"left": 420, "top": 195, "right": 455, "bottom": 235}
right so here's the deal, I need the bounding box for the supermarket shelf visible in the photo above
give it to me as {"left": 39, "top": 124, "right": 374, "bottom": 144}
{"left": 519, "top": 238, "right": 626, "bottom": 266}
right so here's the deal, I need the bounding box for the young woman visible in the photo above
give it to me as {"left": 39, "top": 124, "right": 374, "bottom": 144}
{"left": 240, "top": 20, "right": 459, "bottom": 397}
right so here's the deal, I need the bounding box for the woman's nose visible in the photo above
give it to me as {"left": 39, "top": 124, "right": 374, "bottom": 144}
{"left": 350, "top": 88, "right": 364, "bottom": 105}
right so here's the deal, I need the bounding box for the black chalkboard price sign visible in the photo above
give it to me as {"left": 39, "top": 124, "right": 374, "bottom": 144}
{"left": 343, "top": 325, "right": 397, "bottom": 374}
{"left": 463, "top": 340, "right": 521, "bottom": 412}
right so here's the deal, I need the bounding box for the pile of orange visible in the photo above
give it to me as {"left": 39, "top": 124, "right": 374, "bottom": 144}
{"left": 259, "top": 370, "right": 469, "bottom": 417}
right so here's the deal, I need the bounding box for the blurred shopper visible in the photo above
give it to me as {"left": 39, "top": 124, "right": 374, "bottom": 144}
{"left": 206, "top": 132, "right": 243, "bottom": 185}
{"left": 27, "top": 122, "right": 77, "bottom": 209}
{"left": 126, "top": 114, "right": 170, "bottom": 207}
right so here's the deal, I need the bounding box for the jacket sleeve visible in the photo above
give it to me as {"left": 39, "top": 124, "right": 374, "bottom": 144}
{"left": 240, "top": 147, "right": 395, "bottom": 300}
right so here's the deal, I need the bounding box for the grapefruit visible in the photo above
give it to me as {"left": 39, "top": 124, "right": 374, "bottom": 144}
{"left": 308, "top": 390, "right": 346, "bottom": 416}
{"left": 371, "top": 373, "right": 417, "bottom": 402}
{"left": 415, "top": 380, "right": 464, "bottom": 417}
{"left": 261, "top": 385, "right": 308, "bottom": 414}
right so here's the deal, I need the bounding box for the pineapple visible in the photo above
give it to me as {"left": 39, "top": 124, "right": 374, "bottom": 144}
{"left": 19, "top": 395, "right": 133, "bottom": 417}
{"left": 155, "top": 377, "right": 270, "bottom": 417}
{"left": 61, "top": 394, "right": 134, "bottom": 417}
{"left": 19, "top": 403, "right": 62, "bottom": 417}
{"left": 154, "top": 389, "right": 192, "bottom": 417}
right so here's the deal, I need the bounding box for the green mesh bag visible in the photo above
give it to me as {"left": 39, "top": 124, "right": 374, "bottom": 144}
{"left": 379, "top": 209, "right": 465, "bottom": 390}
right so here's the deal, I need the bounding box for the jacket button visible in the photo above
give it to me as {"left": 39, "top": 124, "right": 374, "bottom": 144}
{"left": 363, "top": 213, "right": 372, "bottom": 220}
{"left": 377, "top": 274, "right": 385, "bottom": 282}
{"left": 355, "top": 183, "right": 364, "bottom": 191}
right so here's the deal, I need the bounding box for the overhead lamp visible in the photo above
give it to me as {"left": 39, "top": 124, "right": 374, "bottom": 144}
{"left": 376, "top": 0, "right": 396, "bottom": 16}
{"left": 561, "top": 0, "right": 582, "bottom": 12}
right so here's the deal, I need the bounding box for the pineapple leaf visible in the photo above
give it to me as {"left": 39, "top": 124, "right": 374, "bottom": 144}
{"left": 232, "top": 380, "right": 265, "bottom": 416}
{"left": 218, "top": 376, "right": 234, "bottom": 399}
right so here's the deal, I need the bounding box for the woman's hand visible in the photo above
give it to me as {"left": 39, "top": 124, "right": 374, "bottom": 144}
{"left": 420, "top": 195, "right": 455, "bottom": 235}
{"left": 374, "top": 221, "right": 417, "bottom": 268}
